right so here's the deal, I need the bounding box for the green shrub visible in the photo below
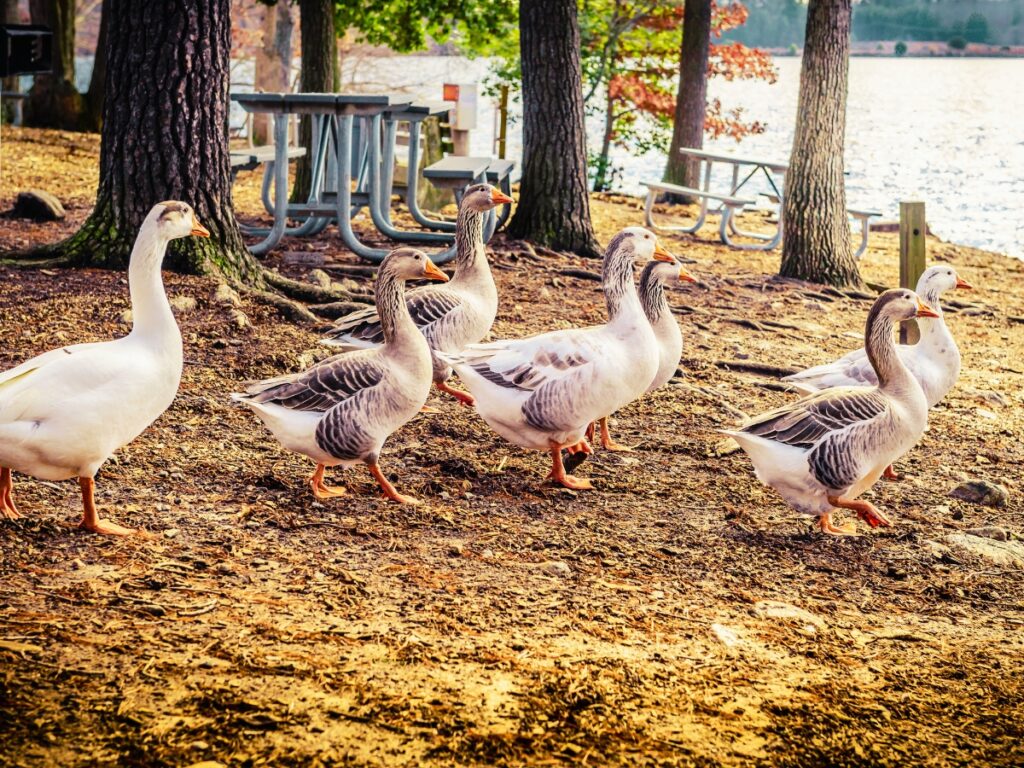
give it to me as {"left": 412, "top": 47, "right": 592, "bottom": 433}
{"left": 948, "top": 36, "right": 967, "bottom": 51}
{"left": 894, "top": 41, "right": 907, "bottom": 56}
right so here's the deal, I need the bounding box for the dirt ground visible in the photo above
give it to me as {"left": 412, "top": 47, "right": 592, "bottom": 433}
{"left": 1, "top": 127, "right": 1022, "bottom": 767}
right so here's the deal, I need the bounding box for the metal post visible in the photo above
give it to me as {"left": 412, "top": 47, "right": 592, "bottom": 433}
{"left": 899, "top": 200, "right": 927, "bottom": 344}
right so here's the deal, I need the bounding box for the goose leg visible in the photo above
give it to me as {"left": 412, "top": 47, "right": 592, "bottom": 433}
{"left": 1, "top": 468, "right": 21, "bottom": 520}
{"left": 368, "top": 462, "right": 421, "bottom": 505}
{"left": 882, "top": 464, "right": 903, "bottom": 481}
{"left": 585, "top": 422, "right": 595, "bottom": 443}
{"left": 818, "top": 512, "right": 857, "bottom": 536}
{"left": 827, "top": 495, "right": 892, "bottom": 529}
{"left": 598, "top": 417, "right": 634, "bottom": 452}
{"left": 78, "top": 477, "right": 134, "bottom": 536}
{"left": 546, "top": 441, "right": 594, "bottom": 490}
{"left": 435, "top": 380, "right": 475, "bottom": 406}
{"left": 310, "top": 463, "right": 346, "bottom": 500}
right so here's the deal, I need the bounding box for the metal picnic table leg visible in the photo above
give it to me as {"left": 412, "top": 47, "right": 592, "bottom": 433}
{"left": 245, "top": 112, "right": 290, "bottom": 256}
{"left": 403, "top": 119, "right": 457, "bottom": 233}
{"left": 365, "top": 114, "right": 453, "bottom": 244}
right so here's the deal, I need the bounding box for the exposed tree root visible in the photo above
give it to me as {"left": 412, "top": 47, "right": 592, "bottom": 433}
{"left": 0, "top": 254, "right": 76, "bottom": 269}
{"left": 240, "top": 284, "right": 321, "bottom": 325}
{"left": 308, "top": 301, "right": 369, "bottom": 320}
{"left": 260, "top": 268, "right": 366, "bottom": 304}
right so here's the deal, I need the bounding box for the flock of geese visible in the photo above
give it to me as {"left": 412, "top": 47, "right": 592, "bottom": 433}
{"left": 0, "top": 191, "right": 972, "bottom": 537}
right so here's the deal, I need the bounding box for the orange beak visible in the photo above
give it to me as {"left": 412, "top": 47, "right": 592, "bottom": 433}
{"left": 916, "top": 298, "right": 940, "bottom": 319}
{"left": 490, "top": 188, "right": 514, "bottom": 205}
{"left": 422, "top": 258, "right": 450, "bottom": 283}
{"left": 955, "top": 276, "right": 973, "bottom": 290}
{"left": 678, "top": 267, "right": 697, "bottom": 284}
{"left": 653, "top": 241, "right": 675, "bottom": 263}
{"left": 191, "top": 216, "right": 211, "bottom": 238}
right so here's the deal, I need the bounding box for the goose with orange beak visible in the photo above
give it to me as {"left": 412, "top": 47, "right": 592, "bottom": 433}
{"left": 0, "top": 202, "right": 207, "bottom": 534}
{"left": 587, "top": 255, "right": 698, "bottom": 452}
{"left": 783, "top": 265, "right": 972, "bottom": 480}
{"left": 324, "top": 183, "right": 514, "bottom": 408}
{"left": 235, "top": 249, "right": 449, "bottom": 505}
{"left": 724, "top": 289, "right": 938, "bottom": 535}
{"left": 438, "top": 227, "right": 676, "bottom": 490}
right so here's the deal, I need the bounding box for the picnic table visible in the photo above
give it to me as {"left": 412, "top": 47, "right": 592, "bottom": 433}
{"left": 231, "top": 92, "right": 498, "bottom": 264}
{"left": 642, "top": 147, "right": 880, "bottom": 257}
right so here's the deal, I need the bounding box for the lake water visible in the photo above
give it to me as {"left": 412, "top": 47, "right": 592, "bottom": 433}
{"left": 75, "top": 55, "right": 1023, "bottom": 258}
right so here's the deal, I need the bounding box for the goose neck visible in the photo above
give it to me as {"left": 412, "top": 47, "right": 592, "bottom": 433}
{"left": 865, "top": 309, "right": 915, "bottom": 393}
{"left": 452, "top": 206, "right": 487, "bottom": 279}
{"left": 127, "top": 228, "right": 176, "bottom": 339}
{"left": 603, "top": 250, "right": 644, "bottom": 326}
{"left": 376, "top": 268, "right": 417, "bottom": 346}
{"left": 639, "top": 264, "right": 668, "bottom": 326}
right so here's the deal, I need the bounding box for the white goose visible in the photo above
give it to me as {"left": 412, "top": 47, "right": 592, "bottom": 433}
{"left": 0, "top": 202, "right": 209, "bottom": 535}
{"left": 322, "top": 183, "right": 513, "bottom": 406}
{"left": 784, "top": 265, "right": 971, "bottom": 405}
{"left": 723, "top": 289, "right": 938, "bottom": 535}
{"left": 234, "top": 249, "right": 448, "bottom": 505}
{"left": 589, "top": 257, "right": 696, "bottom": 451}
{"left": 438, "top": 227, "right": 676, "bottom": 489}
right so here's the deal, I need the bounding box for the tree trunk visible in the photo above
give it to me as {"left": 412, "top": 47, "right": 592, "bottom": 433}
{"left": 508, "top": 0, "right": 599, "bottom": 257}
{"left": 40, "top": 0, "right": 258, "bottom": 282}
{"left": 253, "top": 0, "right": 294, "bottom": 145}
{"left": 82, "top": 0, "right": 108, "bottom": 132}
{"left": 1, "top": 0, "right": 20, "bottom": 124}
{"left": 292, "top": 0, "right": 339, "bottom": 201}
{"left": 663, "top": 0, "right": 711, "bottom": 202}
{"left": 25, "top": 0, "right": 84, "bottom": 129}
{"left": 779, "top": 0, "right": 862, "bottom": 288}
{"left": 593, "top": 84, "right": 615, "bottom": 193}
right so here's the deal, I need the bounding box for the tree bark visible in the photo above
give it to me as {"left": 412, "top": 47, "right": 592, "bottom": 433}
{"left": 253, "top": 0, "right": 294, "bottom": 145}
{"left": 82, "top": 0, "right": 108, "bottom": 132}
{"left": 25, "top": 0, "right": 84, "bottom": 129}
{"left": 508, "top": 0, "right": 599, "bottom": 257}
{"left": 779, "top": 0, "right": 862, "bottom": 288}
{"left": 38, "top": 0, "right": 258, "bottom": 282}
{"left": 663, "top": 0, "right": 711, "bottom": 202}
{"left": 292, "top": 0, "right": 339, "bottom": 201}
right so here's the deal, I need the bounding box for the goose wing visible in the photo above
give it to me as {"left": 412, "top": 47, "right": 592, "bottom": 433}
{"left": 324, "top": 286, "right": 463, "bottom": 347}
{"left": 451, "top": 328, "right": 599, "bottom": 393}
{"left": 740, "top": 388, "right": 889, "bottom": 449}
{"left": 240, "top": 350, "right": 386, "bottom": 412}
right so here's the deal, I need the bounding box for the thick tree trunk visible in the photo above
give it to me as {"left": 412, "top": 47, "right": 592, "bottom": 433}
{"left": 508, "top": 0, "right": 599, "bottom": 257}
{"left": 25, "top": 0, "right": 84, "bottom": 129}
{"left": 82, "top": 0, "right": 108, "bottom": 132}
{"left": 779, "top": 0, "right": 862, "bottom": 288}
{"left": 253, "top": 0, "right": 294, "bottom": 145}
{"left": 663, "top": 0, "right": 711, "bottom": 202}
{"left": 40, "top": 0, "right": 257, "bottom": 282}
{"left": 292, "top": 0, "right": 339, "bottom": 201}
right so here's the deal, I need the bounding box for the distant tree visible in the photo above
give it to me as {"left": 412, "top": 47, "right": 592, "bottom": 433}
{"left": 508, "top": 0, "right": 600, "bottom": 256}
{"left": 780, "top": 0, "right": 862, "bottom": 288}
{"left": 663, "top": 0, "right": 712, "bottom": 199}
{"left": 948, "top": 35, "right": 967, "bottom": 51}
{"left": 894, "top": 40, "right": 907, "bottom": 56}
{"left": 82, "top": 0, "right": 108, "bottom": 131}
{"left": 292, "top": 0, "right": 340, "bottom": 201}
{"left": 964, "top": 12, "right": 989, "bottom": 44}
{"left": 253, "top": 0, "right": 294, "bottom": 145}
{"left": 24, "top": 0, "right": 83, "bottom": 129}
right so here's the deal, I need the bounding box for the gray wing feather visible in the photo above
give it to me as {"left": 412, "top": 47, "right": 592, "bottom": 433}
{"left": 243, "top": 352, "right": 386, "bottom": 412}
{"left": 325, "top": 287, "right": 463, "bottom": 346}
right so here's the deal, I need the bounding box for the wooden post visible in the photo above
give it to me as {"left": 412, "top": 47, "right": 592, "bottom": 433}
{"left": 496, "top": 84, "right": 509, "bottom": 160}
{"left": 899, "top": 200, "right": 927, "bottom": 344}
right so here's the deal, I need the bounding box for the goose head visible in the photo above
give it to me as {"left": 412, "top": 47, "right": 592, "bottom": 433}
{"left": 645, "top": 258, "right": 698, "bottom": 286}
{"left": 916, "top": 265, "right": 972, "bottom": 307}
{"left": 874, "top": 288, "right": 941, "bottom": 324}
{"left": 149, "top": 201, "right": 210, "bottom": 241}
{"left": 381, "top": 248, "right": 450, "bottom": 283}
{"left": 608, "top": 226, "right": 676, "bottom": 266}
{"left": 461, "top": 183, "right": 514, "bottom": 213}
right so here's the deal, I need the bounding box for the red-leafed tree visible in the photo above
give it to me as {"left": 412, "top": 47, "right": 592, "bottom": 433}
{"left": 579, "top": 0, "right": 776, "bottom": 190}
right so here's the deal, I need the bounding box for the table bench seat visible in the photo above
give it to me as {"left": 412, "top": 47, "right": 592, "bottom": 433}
{"left": 642, "top": 181, "right": 755, "bottom": 208}
{"left": 230, "top": 146, "right": 306, "bottom": 173}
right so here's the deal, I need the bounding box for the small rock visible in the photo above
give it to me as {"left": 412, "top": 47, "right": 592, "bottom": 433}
{"left": 944, "top": 533, "right": 1024, "bottom": 568}
{"left": 230, "top": 309, "right": 251, "bottom": 330}
{"left": 163, "top": 528, "right": 179, "bottom": 539}
{"left": 950, "top": 480, "right": 1009, "bottom": 508}
{"left": 169, "top": 295, "right": 197, "bottom": 315}
{"left": 447, "top": 540, "right": 465, "bottom": 557}
{"left": 934, "top": 504, "right": 952, "bottom": 517}
{"left": 213, "top": 283, "right": 241, "bottom": 307}
{"left": 119, "top": 309, "right": 133, "bottom": 325}
{"left": 976, "top": 390, "right": 1008, "bottom": 407}
{"left": 975, "top": 408, "right": 998, "bottom": 421}
{"left": 309, "top": 269, "right": 333, "bottom": 289}
{"left": 539, "top": 560, "right": 571, "bottom": 578}
{"left": 13, "top": 189, "right": 65, "bottom": 221}
{"left": 964, "top": 526, "right": 1012, "bottom": 542}
{"left": 538, "top": 286, "right": 551, "bottom": 300}
{"left": 711, "top": 623, "right": 741, "bottom": 648}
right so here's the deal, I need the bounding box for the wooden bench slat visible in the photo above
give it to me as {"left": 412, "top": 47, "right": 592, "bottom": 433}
{"left": 642, "top": 181, "right": 754, "bottom": 207}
